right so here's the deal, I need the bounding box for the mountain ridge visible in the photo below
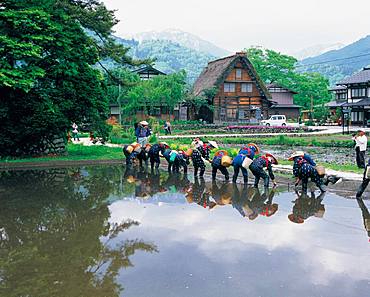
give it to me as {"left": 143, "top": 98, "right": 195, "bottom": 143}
{"left": 299, "top": 35, "right": 370, "bottom": 84}
{"left": 132, "top": 28, "right": 231, "bottom": 57}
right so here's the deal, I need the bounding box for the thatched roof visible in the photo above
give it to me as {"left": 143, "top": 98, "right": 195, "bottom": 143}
{"left": 193, "top": 53, "right": 272, "bottom": 100}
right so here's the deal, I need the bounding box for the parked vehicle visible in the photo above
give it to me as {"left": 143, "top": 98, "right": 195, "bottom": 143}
{"left": 260, "top": 115, "right": 287, "bottom": 126}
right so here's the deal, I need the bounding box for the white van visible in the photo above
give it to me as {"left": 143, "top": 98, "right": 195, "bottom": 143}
{"left": 260, "top": 115, "right": 287, "bottom": 126}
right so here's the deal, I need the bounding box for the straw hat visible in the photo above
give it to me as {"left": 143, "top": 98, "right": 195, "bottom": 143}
{"left": 185, "top": 192, "right": 194, "bottom": 203}
{"left": 160, "top": 142, "right": 169, "bottom": 148}
{"left": 126, "top": 175, "right": 136, "bottom": 183}
{"left": 144, "top": 143, "right": 152, "bottom": 152}
{"left": 266, "top": 153, "right": 278, "bottom": 165}
{"left": 266, "top": 204, "right": 279, "bottom": 217}
{"left": 215, "top": 150, "right": 228, "bottom": 157}
{"left": 185, "top": 148, "right": 193, "bottom": 156}
{"left": 288, "top": 214, "right": 304, "bottom": 224}
{"left": 288, "top": 151, "right": 304, "bottom": 161}
{"left": 208, "top": 140, "right": 219, "bottom": 149}
{"left": 221, "top": 155, "right": 232, "bottom": 167}
{"left": 133, "top": 143, "right": 142, "bottom": 152}
{"left": 126, "top": 145, "right": 134, "bottom": 154}
{"left": 247, "top": 143, "right": 260, "bottom": 154}
{"left": 140, "top": 120, "right": 149, "bottom": 126}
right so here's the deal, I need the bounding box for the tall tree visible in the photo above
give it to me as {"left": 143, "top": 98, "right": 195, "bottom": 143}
{"left": 0, "top": 0, "right": 147, "bottom": 156}
{"left": 246, "top": 47, "right": 331, "bottom": 111}
{"left": 122, "top": 71, "right": 187, "bottom": 119}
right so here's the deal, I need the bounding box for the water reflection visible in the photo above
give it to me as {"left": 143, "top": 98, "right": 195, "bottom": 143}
{"left": 0, "top": 166, "right": 369, "bottom": 297}
{"left": 356, "top": 198, "right": 370, "bottom": 239}
{"left": 0, "top": 168, "right": 157, "bottom": 297}
{"left": 288, "top": 191, "right": 326, "bottom": 224}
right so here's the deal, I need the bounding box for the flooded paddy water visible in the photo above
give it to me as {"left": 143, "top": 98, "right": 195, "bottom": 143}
{"left": 0, "top": 165, "right": 369, "bottom": 297}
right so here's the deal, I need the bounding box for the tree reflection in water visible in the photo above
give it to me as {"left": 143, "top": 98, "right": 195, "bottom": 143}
{"left": 0, "top": 167, "right": 157, "bottom": 297}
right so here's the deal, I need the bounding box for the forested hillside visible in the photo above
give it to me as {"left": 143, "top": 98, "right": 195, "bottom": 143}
{"left": 299, "top": 35, "right": 370, "bottom": 85}
{"left": 109, "top": 36, "right": 216, "bottom": 83}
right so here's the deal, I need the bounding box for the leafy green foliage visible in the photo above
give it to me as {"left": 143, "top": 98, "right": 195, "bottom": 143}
{"left": 122, "top": 71, "right": 187, "bottom": 117}
{"left": 0, "top": 0, "right": 143, "bottom": 156}
{"left": 246, "top": 47, "right": 332, "bottom": 111}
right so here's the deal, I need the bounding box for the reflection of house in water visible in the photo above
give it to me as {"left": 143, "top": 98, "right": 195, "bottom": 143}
{"left": 192, "top": 52, "right": 273, "bottom": 124}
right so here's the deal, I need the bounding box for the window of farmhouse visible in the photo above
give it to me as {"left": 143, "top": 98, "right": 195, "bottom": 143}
{"left": 351, "top": 88, "right": 366, "bottom": 98}
{"left": 227, "top": 108, "right": 237, "bottom": 119}
{"left": 236, "top": 69, "right": 242, "bottom": 79}
{"left": 241, "top": 83, "right": 253, "bottom": 93}
{"left": 224, "top": 83, "right": 235, "bottom": 92}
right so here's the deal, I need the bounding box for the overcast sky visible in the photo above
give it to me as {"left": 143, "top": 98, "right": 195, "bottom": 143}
{"left": 103, "top": 0, "right": 370, "bottom": 54}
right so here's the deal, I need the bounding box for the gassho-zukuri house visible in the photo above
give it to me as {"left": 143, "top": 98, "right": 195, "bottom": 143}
{"left": 192, "top": 52, "right": 274, "bottom": 124}
{"left": 328, "top": 67, "right": 370, "bottom": 126}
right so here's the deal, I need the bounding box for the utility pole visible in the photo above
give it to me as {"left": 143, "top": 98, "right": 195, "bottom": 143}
{"left": 118, "top": 73, "right": 122, "bottom": 125}
{"left": 310, "top": 95, "right": 314, "bottom": 121}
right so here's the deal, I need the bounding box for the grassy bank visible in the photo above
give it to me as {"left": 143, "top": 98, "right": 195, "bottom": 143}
{"left": 0, "top": 144, "right": 123, "bottom": 163}
{"left": 159, "top": 134, "right": 357, "bottom": 148}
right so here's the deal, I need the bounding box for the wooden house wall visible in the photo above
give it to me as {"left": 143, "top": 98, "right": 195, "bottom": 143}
{"left": 213, "top": 65, "right": 270, "bottom": 123}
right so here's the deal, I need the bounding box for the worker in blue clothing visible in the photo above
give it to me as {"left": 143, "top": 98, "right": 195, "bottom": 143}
{"left": 173, "top": 149, "right": 191, "bottom": 174}
{"left": 211, "top": 150, "right": 232, "bottom": 181}
{"left": 148, "top": 142, "right": 169, "bottom": 170}
{"left": 135, "top": 121, "right": 152, "bottom": 146}
{"left": 232, "top": 143, "right": 260, "bottom": 184}
{"left": 250, "top": 153, "right": 278, "bottom": 189}
{"left": 162, "top": 148, "right": 174, "bottom": 172}
{"left": 288, "top": 152, "right": 325, "bottom": 193}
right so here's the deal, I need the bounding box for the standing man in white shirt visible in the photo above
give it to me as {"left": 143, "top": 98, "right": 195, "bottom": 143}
{"left": 353, "top": 130, "right": 367, "bottom": 168}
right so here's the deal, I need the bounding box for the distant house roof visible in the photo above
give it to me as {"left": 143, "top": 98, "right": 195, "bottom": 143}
{"left": 325, "top": 101, "right": 346, "bottom": 108}
{"left": 338, "top": 67, "right": 370, "bottom": 85}
{"left": 266, "top": 83, "right": 298, "bottom": 94}
{"left": 132, "top": 65, "right": 166, "bottom": 75}
{"left": 342, "top": 98, "right": 370, "bottom": 107}
{"left": 329, "top": 85, "right": 347, "bottom": 91}
{"left": 271, "top": 104, "right": 301, "bottom": 108}
{"left": 192, "top": 52, "right": 271, "bottom": 100}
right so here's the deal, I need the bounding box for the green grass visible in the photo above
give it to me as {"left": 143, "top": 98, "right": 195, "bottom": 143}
{"left": 162, "top": 135, "right": 356, "bottom": 148}
{"left": 0, "top": 144, "right": 123, "bottom": 163}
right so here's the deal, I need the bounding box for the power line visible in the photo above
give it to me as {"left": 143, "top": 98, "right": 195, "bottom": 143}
{"left": 296, "top": 52, "right": 370, "bottom": 68}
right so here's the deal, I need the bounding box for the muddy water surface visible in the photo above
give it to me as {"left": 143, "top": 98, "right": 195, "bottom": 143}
{"left": 0, "top": 165, "right": 369, "bottom": 297}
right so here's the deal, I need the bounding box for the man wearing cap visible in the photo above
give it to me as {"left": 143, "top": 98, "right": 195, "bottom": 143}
{"left": 353, "top": 130, "right": 367, "bottom": 168}
{"left": 250, "top": 153, "right": 278, "bottom": 189}
{"left": 135, "top": 121, "right": 152, "bottom": 147}
{"left": 211, "top": 150, "right": 231, "bottom": 181}
{"left": 148, "top": 142, "right": 169, "bottom": 170}
{"left": 232, "top": 143, "right": 260, "bottom": 185}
